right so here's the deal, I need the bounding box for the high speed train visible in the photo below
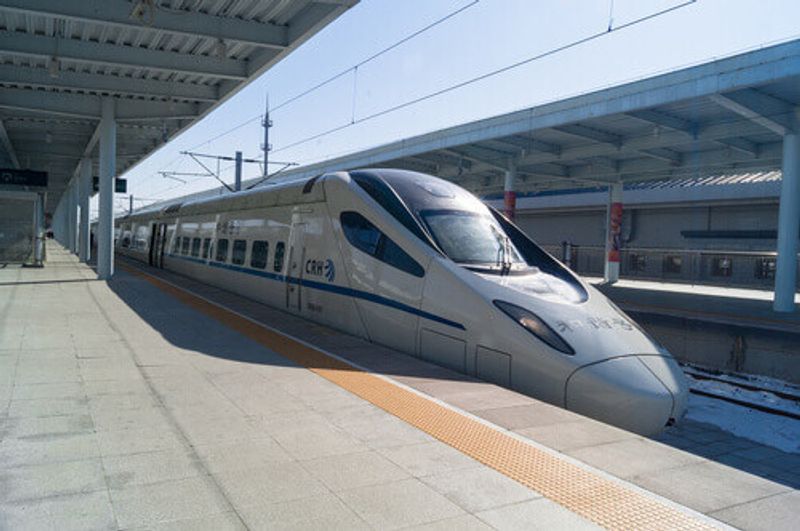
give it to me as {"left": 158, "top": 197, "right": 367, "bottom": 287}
{"left": 115, "top": 168, "right": 688, "bottom": 435}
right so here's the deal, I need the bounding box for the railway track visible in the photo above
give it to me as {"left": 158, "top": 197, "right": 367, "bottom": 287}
{"left": 683, "top": 366, "right": 800, "bottom": 421}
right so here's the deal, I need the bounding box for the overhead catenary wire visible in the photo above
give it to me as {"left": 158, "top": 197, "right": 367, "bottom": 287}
{"left": 270, "top": 0, "right": 698, "bottom": 156}
{"left": 145, "top": 0, "right": 701, "bottom": 201}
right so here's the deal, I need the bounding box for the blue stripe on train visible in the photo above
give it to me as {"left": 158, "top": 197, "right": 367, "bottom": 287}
{"left": 168, "top": 253, "right": 465, "bottom": 331}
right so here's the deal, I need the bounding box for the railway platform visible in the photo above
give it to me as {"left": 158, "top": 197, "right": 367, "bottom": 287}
{"left": 1, "top": 243, "right": 797, "bottom": 530}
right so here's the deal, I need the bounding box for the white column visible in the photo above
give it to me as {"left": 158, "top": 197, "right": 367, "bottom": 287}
{"left": 504, "top": 160, "right": 517, "bottom": 221}
{"left": 32, "top": 192, "right": 45, "bottom": 267}
{"left": 78, "top": 158, "right": 92, "bottom": 262}
{"left": 53, "top": 198, "right": 64, "bottom": 244}
{"left": 97, "top": 98, "right": 116, "bottom": 280}
{"left": 68, "top": 181, "right": 78, "bottom": 254}
{"left": 604, "top": 182, "right": 623, "bottom": 284}
{"left": 774, "top": 132, "right": 800, "bottom": 312}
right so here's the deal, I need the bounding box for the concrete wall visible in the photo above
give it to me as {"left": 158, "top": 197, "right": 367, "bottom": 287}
{"left": 518, "top": 202, "right": 779, "bottom": 252}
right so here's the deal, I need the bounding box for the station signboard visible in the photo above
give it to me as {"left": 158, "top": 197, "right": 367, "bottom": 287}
{"left": 92, "top": 177, "right": 127, "bottom": 194}
{"left": 0, "top": 168, "right": 48, "bottom": 187}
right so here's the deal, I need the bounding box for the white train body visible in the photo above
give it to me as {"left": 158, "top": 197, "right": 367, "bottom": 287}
{"left": 115, "top": 169, "right": 688, "bottom": 435}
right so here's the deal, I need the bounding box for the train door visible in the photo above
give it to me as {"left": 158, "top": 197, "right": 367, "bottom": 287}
{"left": 150, "top": 223, "right": 167, "bottom": 268}
{"left": 285, "top": 222, "right": 306, "bottom": 312}
{"left": 148, "top": 224, "right": 157, "bottom": 266}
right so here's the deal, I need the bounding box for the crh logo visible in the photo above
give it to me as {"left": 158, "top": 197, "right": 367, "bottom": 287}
{"left": 305, "top": 258, "right": 336, "bottom": 282}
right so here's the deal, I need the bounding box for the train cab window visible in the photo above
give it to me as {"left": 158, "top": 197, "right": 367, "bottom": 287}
{"left": 181, "top": 237, "right": 190, "bottom": 255}
{"left": 251, "top": 241, "right": 269, "bottom": 269}
{"left": 232, "top": 239, "right": 247, "bottom": 265}
{"left": 191, "top": 238, "right": 201, "bottom": 257}
{"left": 274, "top": 242, "right": 285, "bottom": 272}
{"left": 202, "top": 238, "right": 211, "bottom": 259}
{"left": 340, "top": 211, "right": 424, "bottom": 277}
{"left": 216, "top": 239, "right": 229, "bottom": 262}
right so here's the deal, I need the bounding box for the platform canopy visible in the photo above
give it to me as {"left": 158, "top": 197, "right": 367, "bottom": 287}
{"left": 0, "top": 0, "right": 357, "bottom": 213}
{"left": 267, "top": 38, "right": 800, "bottom": 195}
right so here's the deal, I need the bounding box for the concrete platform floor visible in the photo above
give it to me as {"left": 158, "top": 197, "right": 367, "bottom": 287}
{"left": 1, "top": 244, "right": 797, "bottom": 530}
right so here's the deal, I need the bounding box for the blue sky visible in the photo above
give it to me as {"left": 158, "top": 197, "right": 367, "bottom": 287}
{"left": 119, "top": 0, "right": 800, "bottom": 213}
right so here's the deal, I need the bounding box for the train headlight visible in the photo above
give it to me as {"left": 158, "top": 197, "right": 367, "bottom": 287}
{"left": 493, "top": 300, "right": 575, "bottom": 355}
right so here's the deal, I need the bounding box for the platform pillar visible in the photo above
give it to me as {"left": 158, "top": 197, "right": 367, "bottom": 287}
{"left": 97, "top": 98, "right": 116, "bottom": 280}
{"left": 504, "top": 160, "right": 517, "bottom": 221}
{"left": 32, "top": 192, "right": 45, "bottom": 267}
{"left": 774, "top": 131, "right": 800, "bottom": 312}
{"left": 68, "top": 180, "right": 78, "bottom": 254}
{"left": 604, "top": 182, "right": 623, "bottom": 284}
{"left": 78, "top": 158, "right": 92, "bottom": 262}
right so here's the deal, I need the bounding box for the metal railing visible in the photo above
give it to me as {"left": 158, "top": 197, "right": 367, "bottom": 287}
{"left": 542, "top": 244, "right": 800, "bottom": 290}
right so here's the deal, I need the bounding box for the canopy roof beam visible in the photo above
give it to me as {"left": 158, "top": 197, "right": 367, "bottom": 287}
{"left": 0, "top": 31, "right": 248, "bottom": 80}
{"left": 709, "top": 89, "right": 795, "bottom": 136}
{"left": 0, "top": 65, "right": 219, "bottom": 102}
{"left": 0, "top": 0, "right": 289, "bottom": 50}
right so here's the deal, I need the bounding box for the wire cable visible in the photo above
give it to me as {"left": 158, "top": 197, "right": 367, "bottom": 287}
{"left": 271, "top": 0, "right": 698, "bottom": 156}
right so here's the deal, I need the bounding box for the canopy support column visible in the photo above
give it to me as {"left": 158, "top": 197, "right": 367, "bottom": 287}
{"left": 97, "top": 98, "right": 116, "bottom": 280}
{"left": 604, "top": 182, "right": 623, "bottom": 284}
{"left": 774, "top": 131, "right": 800, "bottom": 312}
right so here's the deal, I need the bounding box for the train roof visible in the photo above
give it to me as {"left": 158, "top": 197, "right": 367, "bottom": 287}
{"left": 120, "top": 173, "right": 335, "bottom": 222}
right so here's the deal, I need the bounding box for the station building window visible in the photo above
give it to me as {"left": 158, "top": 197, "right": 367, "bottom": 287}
{"left": 216, "top": 239, "right": 229, "bottom": 262}
{"left": 202, "top": 238, "right": 211, "bottom": 259}
{"left": 755, "top": 257, "right": 776, "bottom": 279}
{"left": 181, "top": 236, "right": 190, "bottom": 255}
{"left": 628, "top": 253, "right": 647, "bottom": 272}
{"left": 191, "top": 238, "right": 201, "bottom": 257}
{"left": 711, "top": 256, "right": 733, "bottom": 277}
{"left": 251, "top": 241, "right": 269, "bottom": 269}
{"left": 663, "top": 255, "right": 682, "bottom": 274}
{"left": 274, "top": 242, "right": 285, "bottom": 272}
{"left": 340, "top": 211, "right": 424, "bottom": 277}
{"left": 232, "top": 239, "right": 247, "bottom": 265}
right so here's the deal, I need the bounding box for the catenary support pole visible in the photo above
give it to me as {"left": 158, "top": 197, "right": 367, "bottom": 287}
{"left": 604, "top": 182, "right": 623, "bottom": 284}
{"left": 234, "top": 151, "right": 242, "bottom": 192}
{"left": 79, "top": 158, "right": 91, "bottom": 262}
{"left": 774, "top": 131, "right": 800, "bottom": 312}
{"left": 504, "top": 160, "right": 517, "bottom": 221}
{"left": 97, "top": 98, "right": 116, "bottom": 280}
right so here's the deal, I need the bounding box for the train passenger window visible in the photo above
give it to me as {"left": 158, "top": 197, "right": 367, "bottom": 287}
{"left": 172, "top": 237, "right": 179, "bottom": 254}
{"left": 251, "top": 241, "right": 269, "bottom": 269}
{"left": 274, "top": 242, "right": 285, "bottom": 272}
{"left": 216, "top": 239, "right": 229, "bottom": 262}
{"left": 191, "top": 238, "right": 201, "bottom": 257}
{"left": 181, "top": 237, "right": 190, "bottom": 255}
{"left": 711, "top": 256, "right": 732, "bottom": 277}
{"left": 340, "top": 211, "right": 424, "bottom": 277}
{"left": 202, "top": 238, "right": 211, "bottom": 259}
{"left": 232, "top": 239, "right": 246, "bottom": 265}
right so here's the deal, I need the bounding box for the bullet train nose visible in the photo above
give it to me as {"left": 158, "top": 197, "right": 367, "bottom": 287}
{"left": 564, "top": 355, "right": 688, "bottom": 436}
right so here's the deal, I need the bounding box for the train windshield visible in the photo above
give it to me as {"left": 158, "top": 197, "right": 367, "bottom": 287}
{"left": 421, "top": 210, "right": 525, "bottom": 267}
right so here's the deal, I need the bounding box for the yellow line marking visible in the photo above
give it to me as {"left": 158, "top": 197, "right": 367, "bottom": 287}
{"left": 120, "top": 262, "right": 717, "bottom": 530}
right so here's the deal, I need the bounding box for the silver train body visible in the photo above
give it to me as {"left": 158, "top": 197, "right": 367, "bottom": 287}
{"left": 115, "top": 169, "right": 688, "bottom": 435}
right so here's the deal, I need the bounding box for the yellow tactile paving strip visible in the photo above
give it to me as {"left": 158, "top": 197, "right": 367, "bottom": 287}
{"left": 121, "top": 262, "right": 717, "bottom": 531}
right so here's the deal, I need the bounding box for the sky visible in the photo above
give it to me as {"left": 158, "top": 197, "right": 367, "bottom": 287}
{"left": 114, "top": 0, "right": 800, "bottom": 215}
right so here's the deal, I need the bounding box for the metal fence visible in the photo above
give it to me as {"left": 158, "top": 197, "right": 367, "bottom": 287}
{"left": 541, "top": 244, "right": 800, "bottom": 290}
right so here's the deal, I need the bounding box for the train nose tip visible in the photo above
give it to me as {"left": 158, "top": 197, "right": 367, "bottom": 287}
{"left": 565, "top": 355, "right": 687, "bottom": 436}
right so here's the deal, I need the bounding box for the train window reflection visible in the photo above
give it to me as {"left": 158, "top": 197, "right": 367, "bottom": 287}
{"left": 232, "top": 239, "right": 246, "bottom": 265}
{"left": 421, "top": 210, "right": 524, "bottom": 266}
{"left": 216, "top": 239, "right": 229, "bottom": 262}
{"left": 251, "top": 240, "right": 268, "bottom": 269}
{"left": 191, "top": 238, "right": 201, "bottom": 257}
{"left": 274, "top": 242, "right": 285, "bottom": 272}
{"left": 340, "top": 211, "right": 424, "bottom": 277}
{"left": 202, "top": 238, "right": 211, "bottom": 259}
{"left": 181, "top": 236, "right": 190, "bottom": 255}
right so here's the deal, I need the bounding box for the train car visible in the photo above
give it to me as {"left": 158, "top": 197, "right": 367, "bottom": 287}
{"left": 115, "top": 169, "right": 688, "bottom": 436}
